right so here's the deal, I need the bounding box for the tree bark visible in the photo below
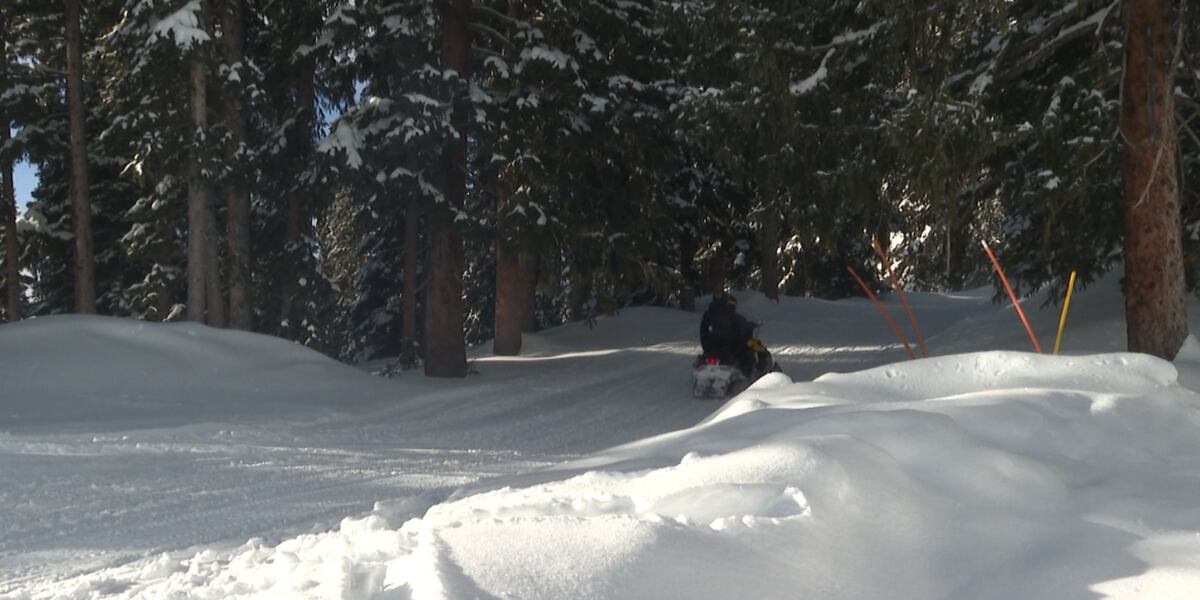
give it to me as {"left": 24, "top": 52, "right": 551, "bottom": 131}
{"left": 401, "top": 198, "right": 421, "bottom": 365}
{"left": 64, "top": 0, "right": 95, "bottom": 314}
{"left": 760, "top": 205, "right": 780, "bottom": 300}
{"left": 220, "top": 0, "right": 252, "bottom": 330}
{"left": 1121, "top": 0, "right": 1188, "bottom": 360}
{"left": 424, "top": 0, "right": 471, "bottom": 377}
{"left": 518, "top": 250, "right": 538, "bottom": 333}
{"left": 494, "top": 188, "right": 522, "bottom": 355}
{"left": 187, "top": 37, "right": 211, "bottom": 323}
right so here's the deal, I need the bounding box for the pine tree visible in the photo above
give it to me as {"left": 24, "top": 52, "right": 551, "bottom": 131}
{"left": 0, "top": 140, "right": 17, "bottom": 322}
{"left": 178, "top": 0, "right": 222, "bottom": 325}
{"left": 245, "top": 0, "right": 342, "bottom": 348}
{"left": 11, "top": 1, "right": 123, "bottom": 317}
{"left": 100, "top": 0, "right": 198, "bottom": 320}
{"left": 488, "top": 0, "right": 533, "bottom": 356}
{"left": 317, "top": 0, "right": 449, "bottom": 362}
{"left": 0, "top": 9, "right": 20, "bottom": 321}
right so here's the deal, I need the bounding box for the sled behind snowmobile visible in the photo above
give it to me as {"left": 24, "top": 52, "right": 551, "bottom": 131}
{"left": 691, "top": 336, "right": 777, "bottom": 399}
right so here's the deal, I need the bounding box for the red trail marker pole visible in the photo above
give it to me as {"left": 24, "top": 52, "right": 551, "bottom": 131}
{"left": 981, "top": 241, "right": 1042, "bottom": 354}
{"left": 847, "top": 265, "right": 917, "bottom": 360}
{"left": 872, "top": 239, "right": 928, "bottom": 357}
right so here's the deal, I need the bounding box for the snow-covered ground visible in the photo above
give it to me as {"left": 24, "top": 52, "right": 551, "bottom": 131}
{"left": 4, "top": 276, "right": 1200, "bottom": 599}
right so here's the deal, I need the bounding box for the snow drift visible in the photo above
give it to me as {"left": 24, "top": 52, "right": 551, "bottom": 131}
{"left": 37, "top": 350, "right": 1200, "bottom": 599}
{"left": 7, "top": 275, "right": 1200, "bottom": 599}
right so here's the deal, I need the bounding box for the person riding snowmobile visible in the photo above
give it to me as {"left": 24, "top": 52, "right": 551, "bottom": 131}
{"left": 700, "top": 292, "right": 756, "bottom": 377}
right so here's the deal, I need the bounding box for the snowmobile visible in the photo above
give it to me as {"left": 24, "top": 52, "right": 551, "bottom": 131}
{"left": 692, "top": 328, "right": 778, "bottom": 399}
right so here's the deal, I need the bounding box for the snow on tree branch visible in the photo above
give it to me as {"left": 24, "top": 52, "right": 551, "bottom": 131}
{"left": 318, "top": 120, "right": 364, "bottom": 169}
{"left": 790, "top": 49, "right": 834, "bottom": 96}
{"left": 149, "top": 0, "right": 210, "bottom": 49}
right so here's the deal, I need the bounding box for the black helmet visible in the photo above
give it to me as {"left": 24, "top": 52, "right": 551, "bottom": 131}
{"left": 715, "top": 291, "right": 737, "bottom": 305}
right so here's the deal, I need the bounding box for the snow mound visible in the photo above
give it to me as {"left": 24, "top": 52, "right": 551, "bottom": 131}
{"left": 0, "top": 315, "right": 388, "bottom": 431}
{"left": 54, "top": 350, "right": 1200, "bottom": 599}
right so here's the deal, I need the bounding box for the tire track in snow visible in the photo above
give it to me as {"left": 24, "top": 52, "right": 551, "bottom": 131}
{"left": 0, "top": 444, "right": 555, "bottom": 595}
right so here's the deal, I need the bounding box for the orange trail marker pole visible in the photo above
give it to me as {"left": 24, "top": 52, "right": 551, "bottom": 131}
{"left": 847, "top": 265, "right": 917, "bottom": 360}
{"left": 981, "top": 241, "right": 1042, "bottom": 354}
{"left": 872, "top": 239, "right": 928, "bottom": 358}
{"left": 1052, "top": 270, "right": 1077, "bottom": 355}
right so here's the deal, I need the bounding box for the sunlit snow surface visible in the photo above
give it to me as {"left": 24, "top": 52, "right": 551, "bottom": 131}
{"left": 5, "top": 275, "right": 1200, "bottom": 599}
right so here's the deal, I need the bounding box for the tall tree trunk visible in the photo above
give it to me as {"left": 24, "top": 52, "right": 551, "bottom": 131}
{"left": 1121, "top": 0, "right": 1187, "bottom": 359}
{"left": 1, "top": 127, "right": 17, "bottom": 322}
{"left": 424, "top": 0, "right": 470, "bottom": 377}
{"left": 64, "top": 0, "right": 95, "bottom": 314}
{"left": 401, "top": 198, "right": 421, "bottom": 365}
{"left": 280, "top": 62, "right": 314, "bottom": 340}
{"left": 518, "top": 251, "right": 538, "bottom": 333}
{"left": 760, "top": 205, "right": 780, "bottom": 300}
{"left": 220, "top": 0, "right": 252, "bottom": 330}
{"left": 494, "top": 188, "right": 522, "bottom": 355}
{"left": 1, "top": 22, "right": 20, "bottom": 322}
{"left": 187, "top": 41, "right": 210, "bottom": 322}
{"left": 508, "top": 0, "right": 537, "bottom": 338}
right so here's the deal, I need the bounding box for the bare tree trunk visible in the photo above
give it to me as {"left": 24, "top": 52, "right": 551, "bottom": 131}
{"left": 401, "top": 199, "right": 421, "bottom": 365}
{"left": 1, "top": 126, "right": 17, "bottom": 322}
{"left": 220, "top": 0, "right": 251, "bottom": 330}
{"left": 187, "top": 40, "right": 210, "bottom": 322}
{"left": 64, "top": 0, "right": 95, "bottom": 314}
{"left": 424, "top": 0, "right": 470, "bottom": 377}
{"left": 280, "top": 62, "right": 314, "bottom": 340}
{"left": 494, "top": 188, "right": 522, "bottom": 355}
{"left": 518, "top": 250, "right": 538, "bottom": 333}
{"left": 1121, "top": 0, "right": 1188, "bottom": 359}
{"left": 760, "top": 205, "right": 780, "bottom": 300}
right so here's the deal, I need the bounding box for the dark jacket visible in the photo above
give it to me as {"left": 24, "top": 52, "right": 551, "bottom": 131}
{"left": 700, "top": 298, "right": 754, "bottom": 360}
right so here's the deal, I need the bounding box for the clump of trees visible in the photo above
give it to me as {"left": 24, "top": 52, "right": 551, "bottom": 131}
{"left": 0, "top": 0, "right": 1195, "bottom": 368}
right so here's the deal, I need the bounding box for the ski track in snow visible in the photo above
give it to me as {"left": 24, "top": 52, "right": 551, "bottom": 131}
{"left": 6, "top": 278, "right": 1195, "bottom": 598}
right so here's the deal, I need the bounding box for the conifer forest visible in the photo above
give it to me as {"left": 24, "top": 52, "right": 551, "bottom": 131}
{"left": 1, "top": 0, "right": 1197, "bottom": 372}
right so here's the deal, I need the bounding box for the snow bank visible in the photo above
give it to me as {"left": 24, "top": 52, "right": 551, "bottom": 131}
{"left": 44, "top": 348, "right": 1200, "bottom": 599}
{"left": 0, "top": 315, "right": 389, "bottom": 431}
